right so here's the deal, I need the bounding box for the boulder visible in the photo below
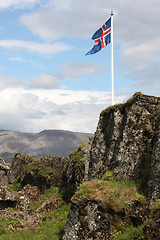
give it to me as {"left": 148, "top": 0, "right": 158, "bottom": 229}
{"left": 20, "top": 184, "right": 40, "bottom": 201}
{"left": 0, "top": 186, "right": 29, "bottom": 211}
{"left": 36, "top": 197, "right": 63, "bottom": 213}
{"left": 0, "top": 209, "right": 43, "bottom": 231}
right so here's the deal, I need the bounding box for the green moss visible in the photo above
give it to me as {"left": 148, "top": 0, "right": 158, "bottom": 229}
{"left": 43, "top": 186, "right": 61, "bottom": 199}
{"left": 100, "top": 103, "right": 123, "bottom": 116}
{"left": 26, "top": 162, "right": 53, "bottom": 178}
{"left": 8, "top": 180, "right": 20, "bottom": 191}
{"left": 72, "top": 179, "right": 146, "bottom": 212}
{"left": 73, "top": 182, "right": 94, "bottom": 203}
{"left": 14, "top": 153, "right": 38, "bottom": 162}
{"left": 152, "top": 198, "right": 160, "bottom": 210}
{"left": 126, "top": 92, "right": 143, "bottom": 105}
{"left": 69, "top": 147, "right": 85, "bottom": 170}
{"left": 100, "top": 92, "right": 144, "bottom": 116}
{"left": 72, "top": 150, "right": 84, "bottom": 162}
{"left": 102, "top": 170, "right": 115, "bottom": 181}
{"left": 78, "top": 141, "right": 89, "bottom": 150}
{"left": 30, "top": 186, "right": 62, "bottom": 210}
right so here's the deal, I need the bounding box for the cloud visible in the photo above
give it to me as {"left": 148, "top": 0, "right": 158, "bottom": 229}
{"left": 0, "top": 75, "right": 25, "bottom": 89}
{"left": 28, "top": 63, "right": 105, "bottom": 89}
{"left": 0, "top": 61, "right": 105, "bottom": 90}
{"left": 9, "top": 57, "right": 26, "bottom": 62}
{"left": 0, "top": 40, "right": 72, "bottom": 55}
{"left": 20, "top": 0, "right": 160, "bottom": 87}
{"left": 0, "top": 0, "right": 41, "bottom": 10}
{"left": 62, "top": 63, "right": 105, "bottom": 79}
{"left": 20, "top": 1, "right": 108, "bottom": 40}
{"left": 29, "top": 74, "right": 61, "bottom": 89}
{"left": 0, "top": 88, "right": 127, "bottom": 133}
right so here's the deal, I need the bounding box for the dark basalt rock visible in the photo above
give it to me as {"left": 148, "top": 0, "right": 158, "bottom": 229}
{"left": 10, "top": 153, "right": 68, "bottom": 193}
{"left": 61, "top": 93, "right": 160, "bottom": 240}
{"left": 87, "top": 93, "right": 160, "bottom": 203}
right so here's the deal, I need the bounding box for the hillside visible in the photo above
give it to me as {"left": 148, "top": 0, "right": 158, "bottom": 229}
{"left": 0, "top": 129, "right": 92, "bottom": 163}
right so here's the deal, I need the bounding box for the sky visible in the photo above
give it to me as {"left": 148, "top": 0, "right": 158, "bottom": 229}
{"left": 0, "top": 0, "right": 159, "bottom": 133}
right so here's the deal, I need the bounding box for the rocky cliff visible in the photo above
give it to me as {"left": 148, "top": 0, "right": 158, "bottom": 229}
{"left": 61, "top": 92, "right": 160, "bottom": 240}
{"left": 87, "top": 92, "right": 160, "bottom": 203}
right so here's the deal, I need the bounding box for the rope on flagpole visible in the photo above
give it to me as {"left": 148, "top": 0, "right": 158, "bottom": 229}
{"left": 111, "top": 10, "right": 114, "bottom": 105}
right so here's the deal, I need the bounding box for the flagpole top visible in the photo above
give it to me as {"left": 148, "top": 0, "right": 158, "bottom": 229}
{"left": 111, "top": 9, "right": 114, "bottom": 16}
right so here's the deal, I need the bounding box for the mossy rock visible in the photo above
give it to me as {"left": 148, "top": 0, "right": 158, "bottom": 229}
{"left": 100, "top": 92, "right": 144, "bottom": 116}
{"left": 72, "top": 179, "right": 146, "bottom": 212}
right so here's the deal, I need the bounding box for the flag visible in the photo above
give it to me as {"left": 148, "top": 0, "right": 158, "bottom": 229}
{"left": 86, "top": 17, "right": 111, "bottom": 55}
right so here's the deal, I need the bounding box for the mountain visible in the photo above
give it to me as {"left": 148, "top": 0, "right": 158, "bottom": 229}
{"left": 0, "top": 129, "right": 92, "bottom": 162}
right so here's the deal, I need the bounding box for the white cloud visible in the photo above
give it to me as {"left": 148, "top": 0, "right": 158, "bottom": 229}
{"left": 0, "top": 61, "right": 105, "bottom": 90}
{"left": 20, "top": 2, "right": 107, "bottom": 40}
{"left": 29, "top": 74, "right": 61, "bottom": 89}
{"left": 28, "top": 63, "right": 105, "bottom": 89}
{"left": 9, "top": 57, "right": 30, "bottom": 62}
{"left": 0, "top": 0, "right": 42, "bottom": 10}
{"left": 0, "top": 40, "right": 72, "bottom": 55}
{"left": 0, "top": 88, "right": 127, "bottom": 133}
{"left": 62, "top": 63, "right": 105, "bottom": 79}
{"left": 0, "top": 75, "right": 25, "bottom": 89}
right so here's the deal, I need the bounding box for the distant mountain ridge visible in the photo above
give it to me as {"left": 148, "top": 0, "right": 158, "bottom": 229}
{"left": 0, "top": 129, "right": 92, "bottom": 163}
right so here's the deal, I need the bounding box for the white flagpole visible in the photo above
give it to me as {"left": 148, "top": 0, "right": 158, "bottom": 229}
{"left": 111, "top": 10, "right": 114, "bottom": 105}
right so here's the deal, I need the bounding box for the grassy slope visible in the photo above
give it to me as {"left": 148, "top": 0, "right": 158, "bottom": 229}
{"left": 0, "top": 186, "right": 71, "bottom": 240}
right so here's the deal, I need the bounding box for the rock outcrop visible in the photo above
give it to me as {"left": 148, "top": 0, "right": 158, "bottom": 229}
{"left": 0, "top": 186, "right": 29, "bottom": 211}
{"left": 0, "top": 209, "right": 43, "bottom": 231}
{"left": 61, "top": 93, "right": 160, "bottom": 240}
{"left": 10, "top": 153, "right": 68, "bottom": 193}
{"left": 0, "top": 157, "right": 10, "bottom": 186}
{"left": 87, "top": 93, "right": 160, "bottom": 203}
{"left": 36, "top": 197, "right": 63, "bottom": 213}
{"left": 60, "top": 143, "right": 86, "bottom": 201}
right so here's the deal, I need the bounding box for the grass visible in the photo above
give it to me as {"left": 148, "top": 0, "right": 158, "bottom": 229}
{"left": 72, "top": 179, "right": 146, "bottom": 212}
{"left": 0, "top": 204, "right": 71, "bottom": 240}
{"left": 116, "top": 225, "right": 144, "bottom": 240}
{"left": 0, "top": 185, "right": 71, "bottom": 239}
{"left": 0, "top": 216, "right": 23, "bottom": 236}
{"left": 30, "top": 186, "right": 62, "bottom": 210}
{"left": 104, "top": 225, "right": 144, "bottom": 240}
